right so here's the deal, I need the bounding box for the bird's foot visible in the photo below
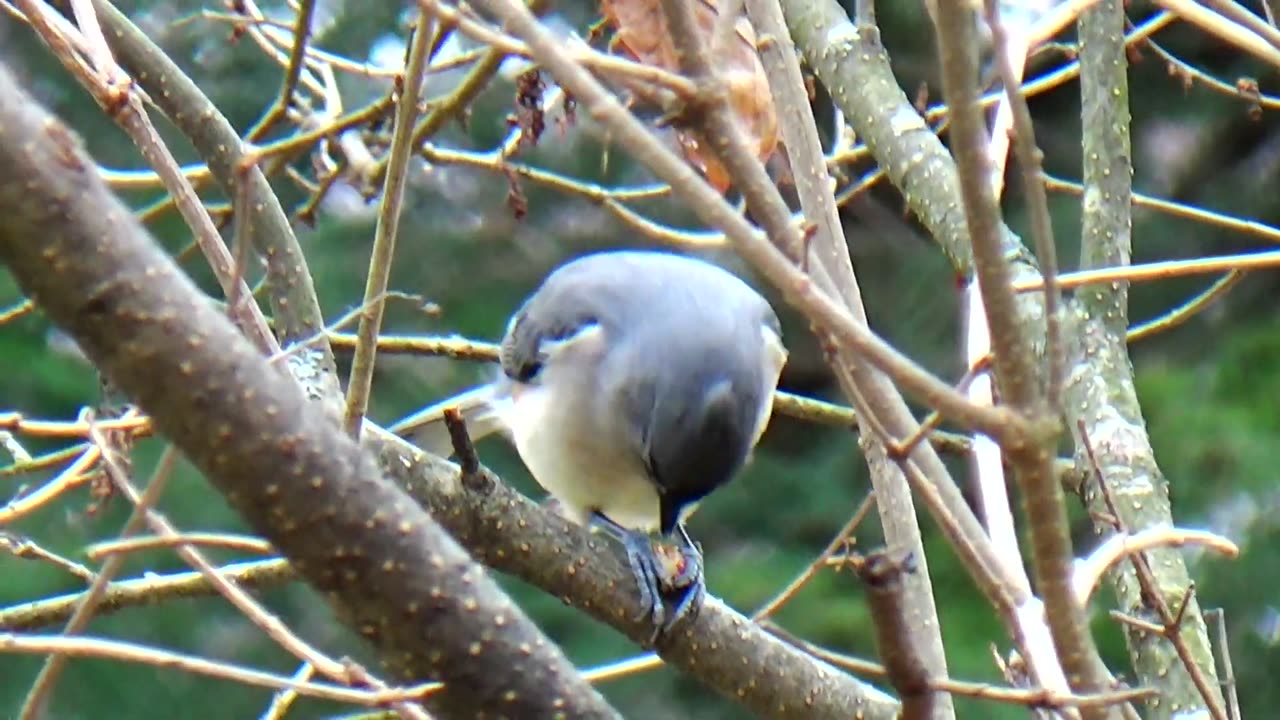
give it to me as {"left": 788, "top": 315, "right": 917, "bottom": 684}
{"left": 652, "top": 536, "right": 705, "bottom": 630}
{"left": 589, "top": 513, "right": 706, "bottom": 645}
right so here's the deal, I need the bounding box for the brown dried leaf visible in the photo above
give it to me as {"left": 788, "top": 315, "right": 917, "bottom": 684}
{"left": 600, "top": 0, "right": 779, "bottom": 193}
{"left": 502, "top": 164, "right": 529, "bottom": 220}
{"left": 510, "top": 68, "right": 548, "bottom": 149}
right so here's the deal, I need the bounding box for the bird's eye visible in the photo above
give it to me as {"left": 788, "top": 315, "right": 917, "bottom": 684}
{"left": 510, "top": 358, "right": 544, "bottom": 383}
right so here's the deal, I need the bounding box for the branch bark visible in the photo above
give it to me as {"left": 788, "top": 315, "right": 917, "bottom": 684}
{"left": 367, "top": 430, "right": 901, "bottom": 720}
{"left": 926, "top": 3, "right": 1113, "bottom": 715}
{"left": 1068, "top": 2, "right": 1225, "bottom": 716}
{"left": 660, "top": 1, "right": 953, "bottom": 715}
{"left": 59, "top": 0, "right": 340, "bottom": 388}
{"left": 0, "top": 59, "right": 617, "bottom": 720}
{"left": 783, "top": 0, "right": 1224, "bottom": 712}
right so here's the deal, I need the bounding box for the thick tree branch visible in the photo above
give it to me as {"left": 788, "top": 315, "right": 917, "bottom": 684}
{"left": 0, "top": 60, "right": 617, "bottom": 720}
{"left": 364, "top": 429, "right": 900, "bottom": 720}
{"left": 1068, "top": 2, "right": 1225, "bottom": 716}
{"left": 61, "top": 0, "right": 340, "bottom": 387}
{"left": 927, "top": 2, "right": 1113, "bottom": 713}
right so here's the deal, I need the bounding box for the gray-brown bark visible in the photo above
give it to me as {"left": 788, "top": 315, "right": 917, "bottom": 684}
{"left": 0, "top": 58, "right": 618, "bottom": 720}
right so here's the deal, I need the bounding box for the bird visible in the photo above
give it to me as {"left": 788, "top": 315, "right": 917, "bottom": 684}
{"left": 392, "top": 249, "right": 788, "bottom": 641}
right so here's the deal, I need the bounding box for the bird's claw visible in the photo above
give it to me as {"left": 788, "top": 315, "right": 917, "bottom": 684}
{"left": 656, "top": 540, "right": 705, "bottom": 633}
{"left": 619, "top": 531, "right": 665, "bottom": 628}
{"left": 590, "top": 513, "right": 707, "bottom": 645}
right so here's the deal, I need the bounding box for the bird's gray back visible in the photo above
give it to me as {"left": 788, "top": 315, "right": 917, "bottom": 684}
{"left": 500, "top": 251, "right": 776, "bottom": 382}
{"left": 529, "top": 252, "right": 779, "bottom": 532}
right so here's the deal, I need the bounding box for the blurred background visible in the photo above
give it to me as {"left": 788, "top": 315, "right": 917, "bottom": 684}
{"left": 1, "top": 0, "right": 1278, "bottom": 717}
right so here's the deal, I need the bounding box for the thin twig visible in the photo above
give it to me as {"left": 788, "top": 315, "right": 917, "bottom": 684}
{"left": 260, "top": 662, "right": 316, "bottom": 720}
{"left": 0, "top": 558, "right": 295, "bottom": 631}
{"left": 751, "top": 491, "right": 875, "bottom": 620}
{"left": 245, "top": 0, "right": 318, "bottom": 141}
{"left": 1, "top": 633, "right": 436, "bottom": 706}
{"left": 1072, "top": 527, "right": 1239, "bottom": 606}
{"left": 1017, "top": 248, "right": 1280, "bottom": 291}
{"left": 0, "top": 298, "right": 36, "bottom": 324}
{"left": 984, "top": 0, "right": 1063, "bottom": 409}
{"left": 1201, "top": 0, "right": 1280, "bottom": 49}
{"left": 1, "top": 444, "right": 91, "bottom": 479}
{"left": 1205, "top": 609, "right": 1241, "bottom": 720}
{"left": 343, "top": 17, "right": 437, "bottom": 437}
{"left": 87, "top": 532, "right": 275, "bottom": 560}
{"left": 0, "top": 533, "right": 96, "bottom": 582}
{"left": 1127, "top": 272, "right": 1243, "bottom": 343}
{"left": 17, "top": 444, "right": 180, "bottom": 720}
{"left": 1153, "top": 0, "right": 1280, "bottom": 69}
{"left": 0, "top": 442, "right": 102, "bottom": 524}
{"left": 1043, "top": 174, "right": 1280, "bottom": 243}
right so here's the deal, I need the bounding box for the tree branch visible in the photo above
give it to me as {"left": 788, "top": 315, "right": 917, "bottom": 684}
{"left": 927, "top": 2, "right": 1112, "bottom": 713}
{"left": 0, "top": 60, "right": 617, "bottom": 720}
{"left": 343, "top": 18, "right": 436, "bottom": 437}
{"left": 364, "top": 429, "right": 901, "bottom": 720}
{"left": 661, "top": 1, "right": 953, "bottom": 714}
{"left": 70, "top": 0, "right": 340, "bottom": 388}
{"left": 1067, "top": 1, "right": 1225, "bottom": 716}
{"left": 0, "top": 559, "right": 294, "bottom": 632}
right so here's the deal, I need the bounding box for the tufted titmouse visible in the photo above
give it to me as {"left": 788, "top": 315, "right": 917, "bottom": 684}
{"left": 392, "top": 250, "right": 787, "bottom": 639}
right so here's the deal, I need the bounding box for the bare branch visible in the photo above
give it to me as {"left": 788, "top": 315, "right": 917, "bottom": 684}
{"left": 0, "top": 633, "right": 437, "bottom": 707}
{"left": 0, "top": 559, "right": 295, "bottom": 632}
{"left": 75, "top": 0, "right": 339, "bottom": 384}
{"left": 854, "top": 551, "right": 939, "bottom": 719}
{"left": 0, "top": 60, "right": 618, "bottom": 720}
{"left": 344, "top": 18, "right": 437, "bottom": 437}
{"left": 365, "top": 428, "right": 901, "bottom": 720}
{"left": 17, "top": 446, "right": 180, "bottom": 720}
{"left": 928, "top": 1, "right": 1111, "bottom": 711}
{"left": 1066, "top": 1, "right": 1227, "bottom": 715}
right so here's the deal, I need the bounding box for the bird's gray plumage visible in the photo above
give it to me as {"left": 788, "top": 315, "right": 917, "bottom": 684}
{"left": 494, "top": 251, "right": 783, "bottom": 532}
{"left": 392, "top": 250, "right": 787, "bottom": 638}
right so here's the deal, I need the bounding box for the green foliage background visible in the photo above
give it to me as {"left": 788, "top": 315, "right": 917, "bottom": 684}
{"left": 1, "top": 1, "right": 1277, "bottom": 717}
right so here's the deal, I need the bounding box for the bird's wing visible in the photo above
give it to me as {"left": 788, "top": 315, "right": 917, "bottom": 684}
{"left": 750, "top": 323, "right": 789, "bottom": 448}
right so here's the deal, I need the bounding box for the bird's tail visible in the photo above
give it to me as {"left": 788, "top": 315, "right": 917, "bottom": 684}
{"left": 389, "top": 384, "right": 505, "bottom": 457}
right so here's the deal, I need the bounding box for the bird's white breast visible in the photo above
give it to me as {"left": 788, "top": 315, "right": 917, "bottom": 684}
{"left": 496, "top": 382, "right": 662, "bottom": 531}
{"left": 494, "top": 324, "right": 663, "bottom": 532}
